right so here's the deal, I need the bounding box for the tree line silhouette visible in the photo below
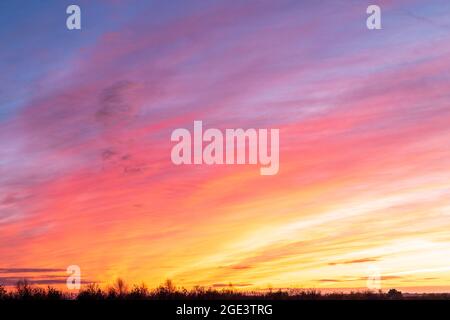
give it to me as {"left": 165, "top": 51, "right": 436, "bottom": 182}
{"left": 0, "top": 278, "right": 449, "bottom": 300}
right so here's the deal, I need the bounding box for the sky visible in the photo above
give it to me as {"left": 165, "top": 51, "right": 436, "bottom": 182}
{"left": 1, "top": 0, "right": 450, "bottom": 292}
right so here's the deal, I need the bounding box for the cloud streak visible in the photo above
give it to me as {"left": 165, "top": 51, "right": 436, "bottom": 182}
{"left": 1, "top": 0, "right": 450, "bottom": 291}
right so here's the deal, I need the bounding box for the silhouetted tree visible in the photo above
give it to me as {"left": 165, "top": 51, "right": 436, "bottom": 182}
{"left": 114, "top": 278, "right": 128, "bottom": 296}
{"left": 77, "top": 283, "right": 105, "bottom": 300}
{"left": 16, "top": 279, "right": 33, "bottom": 300}
{"left": 0, "top": 285, "right": 7, "bottom": 300}
{"left": 129, "top": 283, "right": 149, "bottom": 299}
{"left": 387, "top": 288, "right": 403, "bottom": 299}
{"left": 0, "top": 281, "right": 444, "bottom": 300}
{"left": 46, "top": 286, "right": 64, "bottom": 300}
{"left": 164, "top": 279, "right": 176, "bottom": 292}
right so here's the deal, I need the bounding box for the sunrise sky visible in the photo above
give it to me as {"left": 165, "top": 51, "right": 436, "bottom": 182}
{"left": 1, "top": 0, "right": 450, "bottom": 292}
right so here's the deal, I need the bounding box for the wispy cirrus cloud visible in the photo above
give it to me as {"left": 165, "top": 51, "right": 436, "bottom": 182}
{"left": 0, "top": 0, "right": 450, "bottom": 291}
